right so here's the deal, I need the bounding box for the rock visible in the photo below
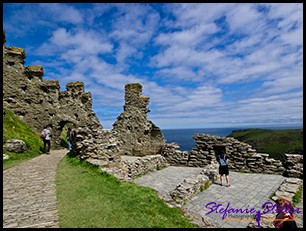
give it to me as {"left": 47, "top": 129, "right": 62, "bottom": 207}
{"left": 3, "top": 139, "right": 28, "bottom": 153}
{"left": 3, "top": 154, "right": 9, "bottom": 160}
{"left": 285, "top": 178, "right": 302, "bottom": 185}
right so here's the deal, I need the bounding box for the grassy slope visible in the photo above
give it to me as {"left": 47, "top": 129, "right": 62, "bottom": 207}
{"left": 3, "top": 108, "right": 43, "bottom": 170}
{"left": 56, "top": 156, "right": 197, "bottom": 228}
{"left": 227, "top": 128, "right": 303, "bottom": 160}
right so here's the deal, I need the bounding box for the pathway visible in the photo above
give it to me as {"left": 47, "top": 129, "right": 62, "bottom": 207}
{"left": 3, "top": 149, "right": 67, "bottom": 228}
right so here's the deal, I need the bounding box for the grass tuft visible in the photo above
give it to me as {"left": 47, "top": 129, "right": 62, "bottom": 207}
{"left": 292, "top": 185, "right": 303, "bottom": 207}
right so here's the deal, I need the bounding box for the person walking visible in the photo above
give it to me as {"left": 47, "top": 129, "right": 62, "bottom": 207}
{"left": 67, "top": 127, "right": 72, "bottom": 150}
{"left": 217, "top": 148, "right": 230, "bottom": 187}
{"left": 41, "top": 126, "right": 51, "bottom": 154}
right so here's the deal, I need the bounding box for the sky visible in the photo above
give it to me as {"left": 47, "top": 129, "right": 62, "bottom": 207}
{"left": 3, "top": 3, "right": 303, "bottom": 130}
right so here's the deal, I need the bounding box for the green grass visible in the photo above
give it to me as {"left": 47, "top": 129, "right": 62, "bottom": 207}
{"left": 55, "top": 156, "right": 197, "bottom": 228}
{"left": 292, "top": 185, "right": 303, "bottom": 207}
{"left": 200, "top": 180, "right": 211, "bottom": 192}
{"left": 3, "top": 108, "right": 43, "bottom": 170}
{"left": 227, "top": 129, "right": 303, "bottom": 160}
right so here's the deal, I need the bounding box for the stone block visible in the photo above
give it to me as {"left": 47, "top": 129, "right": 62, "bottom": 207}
{"left": 3, "top": 139, "right": 28, "bottom": 153}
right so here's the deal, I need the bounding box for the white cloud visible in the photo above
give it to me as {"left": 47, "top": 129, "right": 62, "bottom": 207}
{"left": 167, "top": 3, "right": 232, "bottom": 27}
{"left": 50, "top": 28, "right": 113, "bottom": 56}
{"left": 176, "top": 85, "right": 223, "bottom": 110}
{"left": 3, "top": 3, "right": 302, "bottom": 129}
{"left": 38, "top": 3, "right": 84, "bottom": 24}
{"left": 226, "top": 4, "right": 263, "bottom": 33}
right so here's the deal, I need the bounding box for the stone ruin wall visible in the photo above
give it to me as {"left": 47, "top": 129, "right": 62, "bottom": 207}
{"left": 112, "top": 83, "right": 166, "bottom": 156}
{"left": 161, "top": 134, "right": 303, "bottom": 179}
{"left": 70, "top": 123, "right": 169, "bottom": 180}
{"left": 70, "top": 83, "right": 167, "bottom": 173}
{"left": 70, "top": 126, "right": 121, "bottom": 167}
{"left": 3, "top": 31, "right": 102, "bottom": 148}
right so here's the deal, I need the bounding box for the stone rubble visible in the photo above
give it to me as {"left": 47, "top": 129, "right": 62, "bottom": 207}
{"left": 169, "top": 164, "right": 219, "bottom": 206}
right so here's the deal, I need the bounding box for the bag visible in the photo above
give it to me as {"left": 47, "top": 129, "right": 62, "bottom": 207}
{"left": 40, "top": 130, "right": 46, "bottom": 138}
{"left": 219, "top": 155, "right": 227, "bottom": 166}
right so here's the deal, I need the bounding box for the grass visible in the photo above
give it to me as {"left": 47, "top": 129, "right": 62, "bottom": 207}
{"left": 3, "top": 108, "right": 43, "bottom": 170}
{"left": 55, "top": 156, "right": 197, "bottom": 228}
{"left": 200, "top": 180, "right": 211, "bottom": 192}
{"left": 292, "top": 185, "right": 303, "bottom": 207}
{"left": 227, "top": 129, "right": 303, "bottom": 160}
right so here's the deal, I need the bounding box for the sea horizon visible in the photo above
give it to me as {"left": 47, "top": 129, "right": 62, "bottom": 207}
{"left": 161, "top": 125, "right": 303, "bottom": 151}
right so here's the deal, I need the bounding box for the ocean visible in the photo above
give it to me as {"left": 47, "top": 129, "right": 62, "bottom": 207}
{"left": 161, "top": 126, "right": 302, "bottom": 151}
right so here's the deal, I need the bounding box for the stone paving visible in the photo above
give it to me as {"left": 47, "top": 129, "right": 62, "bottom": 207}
{"left": 184, "top": 171, "right": 285, "bottom": 228}
{"left": 3, "top": 149, "right": 67, "bottom": 228}
{"left": 134, "top": 168, "right": 303, "bottom": 228}
{"left": 134, "top": 166, "right": 203, "bottom": 199}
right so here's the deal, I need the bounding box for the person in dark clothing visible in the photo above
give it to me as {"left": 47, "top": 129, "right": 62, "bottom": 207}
{"left": 217, "top": 148, "right": 230, "bottom": 187}
{"left": 67, "top": 127, "right": 72, "bottom": 150}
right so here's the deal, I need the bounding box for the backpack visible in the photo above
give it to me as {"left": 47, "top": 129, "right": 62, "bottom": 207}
{"left": 219, "top": 155, "right": 227, "bottom": 166}
{"left": 40, "top": 130, "right": 46, "bottom": 139}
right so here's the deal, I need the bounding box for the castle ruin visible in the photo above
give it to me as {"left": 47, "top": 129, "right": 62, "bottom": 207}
{"left": 3, "top": 31, "right": 102, "bottom": 148}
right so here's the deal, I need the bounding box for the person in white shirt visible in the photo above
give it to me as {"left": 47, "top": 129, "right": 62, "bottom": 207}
{"left": 41, "top": 126, "right": 51, "bottom": 154}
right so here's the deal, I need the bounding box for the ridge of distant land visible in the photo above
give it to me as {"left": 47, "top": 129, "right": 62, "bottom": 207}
{"left": 227, "top": 128, "right": 303, "bottom": 160}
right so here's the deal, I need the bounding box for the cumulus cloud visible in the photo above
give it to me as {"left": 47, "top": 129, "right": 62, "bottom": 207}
{"left": 3, "top": 3, "right": 302, "bottom": 129}
{"left": 38, "top": 3, "right": 84, "bottom": 24}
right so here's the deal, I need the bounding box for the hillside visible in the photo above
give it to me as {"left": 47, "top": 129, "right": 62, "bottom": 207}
{"left": 3, "top": 107, "right": 43, "bottom": 169}
{"left": 227, "top": 128, "right": 303, "bottom": 160}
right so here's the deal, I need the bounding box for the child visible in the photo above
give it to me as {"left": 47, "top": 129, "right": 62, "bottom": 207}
{"left": 273, "top": 197, "right": 298, "bottom": 228}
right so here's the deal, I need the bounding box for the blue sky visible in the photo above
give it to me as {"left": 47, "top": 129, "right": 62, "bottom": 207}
{"left": 3, "top": 3, "right": 303, "bottom": 129}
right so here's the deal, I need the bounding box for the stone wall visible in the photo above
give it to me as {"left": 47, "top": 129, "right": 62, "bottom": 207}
{"left": 112, "top": 83, "right": 166, "bottom": 156}
{"left": 3, "top": 31, "right": 102, "bottom": 148}
{"left": 70, "top": 126, "right": 121, "bottom": 167}
{"left": 161, "top": 134, "right": 303, "bottom": 179}
{"left": 169, "top": 163, "right": 219, "bottom": 206}
{"left": 100, "top": 155, "right": 170, "bottom": 182}
{"left": 161, "top": 143, "right": 216, "bottom": 167}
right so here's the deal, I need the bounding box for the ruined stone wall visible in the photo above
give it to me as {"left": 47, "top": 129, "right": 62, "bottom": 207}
{"left": 70, "top": 127, "right": 121, "bottom": 167}
{"left": 70, "top": 83, "right": 167, "bottom": 170}
{"left": 161, "top": 134, "right": 303, "bottom": 179}
{"left": 112, "top": 83, "right": 166, "bottom": 156}
{"left": 70, "top": 125, "right": 169, "bottom": 181}
{"left": 3, "top": 34, "right": 102, "bottom": 148}
{"left": 161, "top": 143, "right": 216, "bottom": 167}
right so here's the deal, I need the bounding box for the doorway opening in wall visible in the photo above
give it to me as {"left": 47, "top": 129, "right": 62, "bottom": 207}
{"left": 59, "top": 121, "right": 76, "bottom": 148}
